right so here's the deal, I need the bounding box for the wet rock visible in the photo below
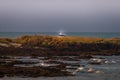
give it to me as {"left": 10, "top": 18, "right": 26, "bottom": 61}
{"left": 88, "top": 62, "right": 101, "bottom": 65}
{"left": 0, "top": 65, "right": 72, "bottom": 77}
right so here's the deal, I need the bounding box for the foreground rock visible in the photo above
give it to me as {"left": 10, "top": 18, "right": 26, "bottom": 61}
{"left": 0, "top": 65, "right": 72, "bottom": 77}
{"left": 0, "top": 55, "right": 117, "bottom": 77}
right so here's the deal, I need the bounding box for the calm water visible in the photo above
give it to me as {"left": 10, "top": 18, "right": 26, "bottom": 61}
{"left": 0, "top": 32, "right": 120, "bottom": 38}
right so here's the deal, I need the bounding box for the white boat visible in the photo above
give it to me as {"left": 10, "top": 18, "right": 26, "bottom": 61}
{"left": 59, "top": 32, "right": 65, "bottom": 36}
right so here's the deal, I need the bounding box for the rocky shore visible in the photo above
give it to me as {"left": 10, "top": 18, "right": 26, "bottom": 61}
{"left": 0, "top": 35, "right": 120, "bottom": 77}
{"left": 0, "top": 55, "right": 118, "bottom": 77}
{"left": 0, "top": 55, "right": 92, "bottom": 77}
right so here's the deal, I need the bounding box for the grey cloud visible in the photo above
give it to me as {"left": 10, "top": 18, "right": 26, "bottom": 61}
{"left": 0, "top": 0, "right": 120, "bottom": 32}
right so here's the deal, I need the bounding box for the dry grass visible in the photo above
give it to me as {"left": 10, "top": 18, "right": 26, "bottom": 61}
{"left": 53, "top": 36, "right": 104, "bottom": 43}
{"left": 0, "top": 35, "right": 120, "bottom": 56}
{"left": 0, "top": 35, "right": 120, "bottom": 46}
{"left": 0, "top": 38, "right": 12, "bottom": 43}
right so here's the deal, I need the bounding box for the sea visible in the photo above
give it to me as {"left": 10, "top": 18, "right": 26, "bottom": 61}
{"left": 0, "top": 32, "right": 120, "bottom": 38}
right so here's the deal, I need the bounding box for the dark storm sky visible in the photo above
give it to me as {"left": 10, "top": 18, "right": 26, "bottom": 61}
{"left": 0, "top": 0, "right": 120, "bottom": 32}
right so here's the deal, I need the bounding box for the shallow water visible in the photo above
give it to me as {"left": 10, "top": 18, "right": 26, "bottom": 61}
{"left": 1, "top": 56, "right": 120, "bottom": 80}
{"left": 1, "top": 74, "right": 120, "bottom": 80}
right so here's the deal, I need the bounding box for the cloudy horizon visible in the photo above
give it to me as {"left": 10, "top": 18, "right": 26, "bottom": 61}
{"left": 0, "top": 0, "right": 120, "bottom": 32}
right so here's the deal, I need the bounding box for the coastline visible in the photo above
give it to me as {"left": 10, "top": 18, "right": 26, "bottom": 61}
{"left": 0, "top": 35, "right": 120, "bottom": 77}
